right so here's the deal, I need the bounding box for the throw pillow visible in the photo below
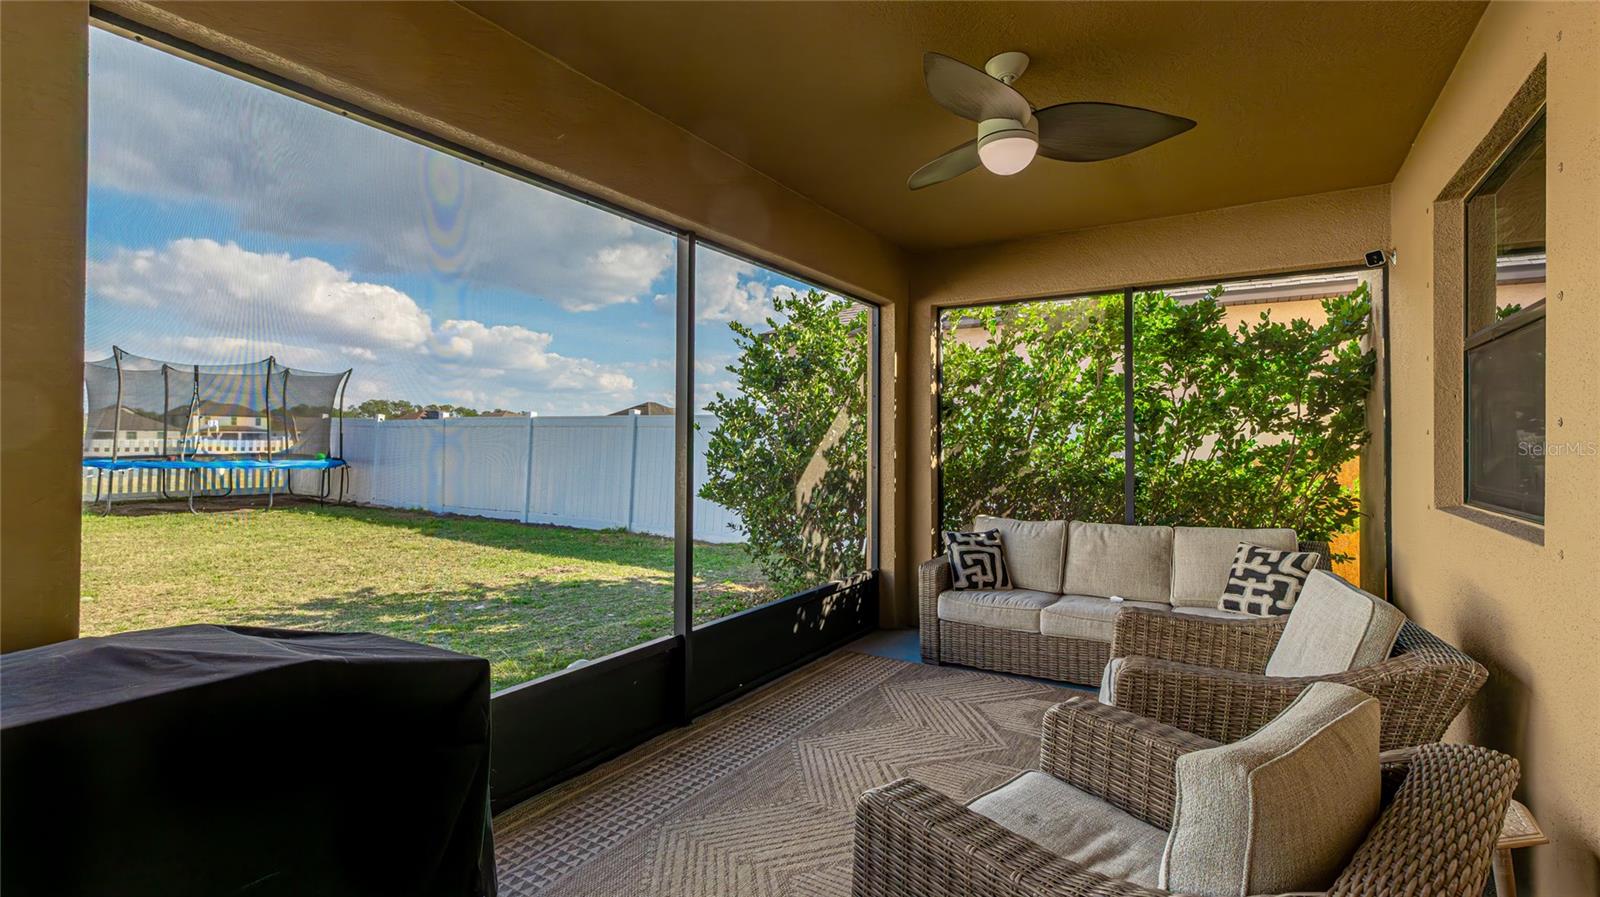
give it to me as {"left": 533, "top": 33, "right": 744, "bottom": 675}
{"left": 1218, "top": 542, "right": 1320, "bottom": 616}
{"left": 944, "top": 530, "right": 1013, "bottom": 590}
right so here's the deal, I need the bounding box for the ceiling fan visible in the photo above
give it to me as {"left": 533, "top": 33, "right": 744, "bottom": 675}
{"left": 909, "top": 51, "right": 1196, "bottom": 190}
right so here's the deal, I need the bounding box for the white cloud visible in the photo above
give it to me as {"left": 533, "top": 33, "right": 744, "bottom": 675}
{"left": 88, "top": 31, "right": 674, "bottom": 313}
{"left": 90, "top": 239, "right": 432, "bottom": 352}
{"left": 87, "top": 239, "right": 643, "bottom": 415}
{"left": 693, "top": 249, "right": 781, "bottom": 325}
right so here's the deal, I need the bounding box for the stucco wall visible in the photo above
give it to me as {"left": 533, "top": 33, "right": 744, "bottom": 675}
{"left": 1388, "top": 3, "right": 1600, "bottom": 893}
{"left": 902, "top": 186, "right": 1392, "bottom": 580}
{"left": 0, "top": 1, "right": 88, "bottom": 652}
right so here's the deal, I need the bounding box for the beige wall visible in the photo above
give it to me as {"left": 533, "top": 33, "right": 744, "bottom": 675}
{"left": 1388, "top": 3, "right": 1600, "bottom": 893}
{"left": 1, "top": 1, "right": 88, "bottom": 652}
{"left": 901, "top": 186, "right": 1391, "bottom": 576}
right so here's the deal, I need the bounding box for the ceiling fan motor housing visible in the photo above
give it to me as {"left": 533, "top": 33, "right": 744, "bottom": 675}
{"left": 976, "top": 116, "right": 1039, "bottom": 175}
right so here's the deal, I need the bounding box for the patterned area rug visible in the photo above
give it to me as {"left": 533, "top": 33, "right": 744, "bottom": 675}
{"left": 492, "top": 650, "right": 1081, "bottom": 896}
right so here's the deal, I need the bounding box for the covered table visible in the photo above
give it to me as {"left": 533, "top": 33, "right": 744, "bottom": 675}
{"left": 1, "top": 625, "right": 495, "bottom": 896}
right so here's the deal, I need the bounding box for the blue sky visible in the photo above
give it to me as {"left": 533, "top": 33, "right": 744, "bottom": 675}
{"left": 86, "top": 28, "right": 830, "bottom": 415}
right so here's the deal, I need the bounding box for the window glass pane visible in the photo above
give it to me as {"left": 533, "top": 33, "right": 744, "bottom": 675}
{"left": 938, "top": 295, "right": 1126, "bottom": 531}
{"left": 1467, "top": 115, "right": 1545, "bottom": 336}
{"left": 1131, "top": 274, "right": 1374, "bottom": 581}
{"left": 83, "top": 29, "right": 678, "bottom": 691}
{"left": 693, "top": 246, "right": 872, "bottom": 621}
{"left": 1466, "top": 318, "right": 1545, "bottom": 519}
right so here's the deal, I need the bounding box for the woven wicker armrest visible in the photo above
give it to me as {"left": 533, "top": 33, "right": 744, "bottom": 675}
{"left": 1040, "top": 696, "right": 1218, "bottom": 828}
{"left": 918, "top": 555, "right": 951, "bottom": 663}
{"left": 1109, "top": 606, "right": 1286, "bottom": 674}
{"left": 1329, "top": 744, "right": 1519, "bottom": 897}
{"left": 852, "top": 778, "right": 1173, "bottom": 897}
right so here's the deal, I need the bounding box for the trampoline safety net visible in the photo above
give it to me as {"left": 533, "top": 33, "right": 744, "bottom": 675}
{"left": 84, "top": 347, "right": 350, "bottom": 463}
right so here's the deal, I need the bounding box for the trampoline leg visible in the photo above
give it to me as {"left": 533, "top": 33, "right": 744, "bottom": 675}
{"left": 267, "top": 471, "right": 276, "bottom": 510}
{"left": 188, "top": 470, "right": 198, "bottom": 514}
{"left": 101, "top": 470, "right": 114, "bottom": 517}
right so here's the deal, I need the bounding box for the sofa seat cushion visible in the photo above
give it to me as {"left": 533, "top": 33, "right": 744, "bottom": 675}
{"left": 975, "top": 516, "right": 1067, "bottom": 593}
{"left": 1173, "top": 606, "right": 1251, "bottom": 620}
{"left": 969, "top": 771, "right": 1164, "bottom": 888}
{"left": 1265, "top": 571, "right": 1406, "bottom": 677}
{"left": 1061, "top": 522, "right": 1176, "bottom": 604}
{"left": 1160, "top": 682, "right": 1381, "bottom": 896}
{"left": 1170, "top": 526, "right": 1299, "bottom": 607}
{"left": 1042, "top": 595, "right": 1170, "bottom": 642}
{"left": 938, "top": 589, "right": 1059, "bottom": 633}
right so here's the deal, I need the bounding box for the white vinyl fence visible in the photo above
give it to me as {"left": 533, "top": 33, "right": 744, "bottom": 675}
{"left": 83, "top": 414, "right": 748, "bottom": 544}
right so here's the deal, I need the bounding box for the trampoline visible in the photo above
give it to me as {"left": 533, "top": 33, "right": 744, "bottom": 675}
{"left": 84, "top": 348, "right": 351, "bottom": 513}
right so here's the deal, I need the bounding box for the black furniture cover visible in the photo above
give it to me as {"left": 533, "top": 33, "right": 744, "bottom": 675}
{"left": 1, "top": 625, "right": 495, "bottom": 897}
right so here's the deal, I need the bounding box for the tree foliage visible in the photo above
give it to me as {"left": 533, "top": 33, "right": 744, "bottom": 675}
{"left": 346, "top": 399, "right": 522, "bottom": 419}
{"left": 699, "top": 289, "right": 869, "bottom": 596}
{"left": 940, "top": 284, "right": 1375, "bottom": 541}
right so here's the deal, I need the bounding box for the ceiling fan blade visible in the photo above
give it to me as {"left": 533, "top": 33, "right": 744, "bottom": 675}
{"left": 924, "top": 52, "right": 1031, "bottom": 123}
{"left": 908, "top": 140, "right": 980, "bottom": 190}
{"left": 1034, "top": 102, "right": 1196, "bottom": 162}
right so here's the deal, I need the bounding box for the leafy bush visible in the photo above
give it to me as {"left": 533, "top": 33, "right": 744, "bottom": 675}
{"left": 699, "top": 289, "right": 870, "bottom": 595}
{"left": 941, "top": 284, "right": 1374, "bottom": 541}
{"left": 701, "top": 283, "right": 1374, "bottom": 592}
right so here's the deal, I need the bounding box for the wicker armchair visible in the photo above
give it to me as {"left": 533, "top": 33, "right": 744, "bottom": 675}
{"left": 1106, "top": 607, "right": 1488, "bottom": 751}
{"left": 852, "top": 697, "right": 1519, "bottom": 897}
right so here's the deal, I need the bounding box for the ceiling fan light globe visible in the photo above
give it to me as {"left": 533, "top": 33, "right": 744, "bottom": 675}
{"left": 978, "top": 135, "right": 1037, "bottom": 175}
{"left": 976, "top": 117, "right": 1039, "bottom": 176}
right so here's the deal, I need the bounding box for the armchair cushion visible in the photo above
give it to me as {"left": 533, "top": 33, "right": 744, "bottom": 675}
{"left": 1265, "top": 571, "right": 1406, "bottom": 677}
{"left": 967, "top": 771, "right": 1165, "bottom": 888}
{"left": 1170, "top": 526, "right": 1298, "bottom": 607}
{"left": 1159, "top": 682, "right": 1381, "bottom": 896}
{"left": 937, "top": 589, "right": 1058, "bottom": 633}
{"left": 1041, "top": 595, "right": 1168, "bottom": 642}
{"left": 1061, "top": 522, "right": 1175, "bottom": 604}
{"left": 975, "top": 516, "right": 1067, "bottom": 593}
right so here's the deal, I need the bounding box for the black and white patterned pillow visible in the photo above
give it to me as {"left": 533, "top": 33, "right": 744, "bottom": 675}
{"left": 943, "top": 530, "right": 1013, "bottom": 591}
{"left": 1219, "top": 542, "right": 1321, "bottom": 616}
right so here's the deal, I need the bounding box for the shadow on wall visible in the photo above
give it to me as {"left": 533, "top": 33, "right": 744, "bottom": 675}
{"left": 1450, "top": 586, "right": 1600, "bottom": 896}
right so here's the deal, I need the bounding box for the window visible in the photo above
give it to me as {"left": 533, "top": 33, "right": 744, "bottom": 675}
{"left": 83, "top": 26, "right": 680, "bottom": 691}
{"left": 1464, "top": 113, "right": 1545, "bottom": 521}
{"left": 938, "top": 271, "right": 1377, "bottom": 582}
{"left": 693, "top": 245, "right": 874, "bottom": 622}
{"left": 938, "top": 293, "right": 1126, "bottom": 530}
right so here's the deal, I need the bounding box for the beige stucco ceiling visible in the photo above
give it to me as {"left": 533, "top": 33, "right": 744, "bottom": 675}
{"left": 463, "top": 1, "right": 1485, "bottom": 252}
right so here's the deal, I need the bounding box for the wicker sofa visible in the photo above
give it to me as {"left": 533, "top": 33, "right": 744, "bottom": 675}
{"left": 853, "top": 694, "right": 1519, "bottom": 897}
{"left": 919, "top": 518, "right": 1333, "bottom": 686}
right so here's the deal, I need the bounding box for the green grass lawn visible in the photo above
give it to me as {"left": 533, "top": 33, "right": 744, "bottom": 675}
{"left": 80, "top": 502, "right": 774, "bottom": 691}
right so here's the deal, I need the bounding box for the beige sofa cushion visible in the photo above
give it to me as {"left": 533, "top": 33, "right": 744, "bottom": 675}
{"left": 974, "top": 516, "right": 1067, "bottom": 593}
{"left": 1173, "top": 606, "right": 1251, "bottom": 620}
{"left": 969, "top": 771, "right": 1164, "bottom": 888}
{"left": 1170, "top": 527, "right": 1299, "bottom": 607}
{"left": 1160, "top": 682, "right": 1381, "bottom": 896}
{"left": 1265, "top": 571, "right": 1406, "bottom": 677}
{"left": 937, "top": 589, "right": 1058, "bottom": 633}
{"left": 1061, "top": 522, "right": 1175, "bottom": 604}
{"left": 1041, "top": 595, "right": 1169, "bottom": 642}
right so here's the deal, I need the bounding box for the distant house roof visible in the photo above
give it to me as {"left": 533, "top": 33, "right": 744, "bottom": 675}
{"left": 86, "top": 407, "right": 166, "bottom": 432}
{"left": 481, "top": 410, "right": 527, "bottom": 418}
{"left": 610, "top": 401, "right": 673, "bottom": 416}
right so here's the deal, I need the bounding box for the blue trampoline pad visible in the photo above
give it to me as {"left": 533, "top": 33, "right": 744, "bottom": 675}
{"left": 83, "top": 457, "right": 347, "bottom": 472}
